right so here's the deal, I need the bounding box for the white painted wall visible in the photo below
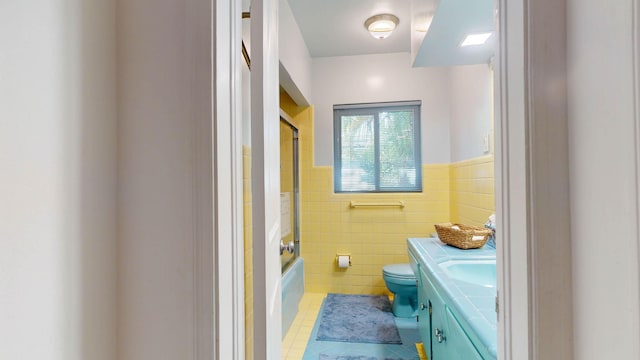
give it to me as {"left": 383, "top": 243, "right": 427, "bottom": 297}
{"left": 116, "top": 0, "right": 211, "bottom": 358}
{"left": 311, "top": 52, "right": 451, "bottom": 166}
{"left": 279, "top": 0, "right": 313, "bottom": 105}
{"left": 568, "top": 0, "right": 640, "bottom": 358}
{"left": 449, "top": 64, "right": 492, "bottom": 162}
{"left": 0, "top": 1, "right": 116, "bottom": 359}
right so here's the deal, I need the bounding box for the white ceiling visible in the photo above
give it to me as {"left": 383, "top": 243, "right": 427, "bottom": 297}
{"left": 286, "top": 0, "right": 415, "bottom": 58}
{"left": 241, "top": 0, "right": 495, "bottom": 66}
{"left": 413, "top": 0, "right": 495, "bottom": 66}
{"left": 286, "top": 0, "right": 495, "bottom": 66}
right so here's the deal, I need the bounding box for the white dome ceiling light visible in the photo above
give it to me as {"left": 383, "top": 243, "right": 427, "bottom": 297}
{"left": 364, "top": 14, "right": 400, "bottom": 40}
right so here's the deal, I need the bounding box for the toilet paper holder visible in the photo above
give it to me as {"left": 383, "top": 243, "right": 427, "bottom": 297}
{"left": 335, "top": 254, "right": 352, "bottom": 267}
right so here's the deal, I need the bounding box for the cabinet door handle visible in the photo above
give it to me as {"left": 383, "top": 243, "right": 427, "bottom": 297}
{"left": 434, "top": 327, "right": 446, "bottom": 343}
{"left": 420, "top": 303, "right": 427, "bottom": 310}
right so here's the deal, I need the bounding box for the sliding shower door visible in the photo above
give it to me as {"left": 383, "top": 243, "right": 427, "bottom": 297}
{"left": 280, "top": 118, "right": 299, "bottom": 272}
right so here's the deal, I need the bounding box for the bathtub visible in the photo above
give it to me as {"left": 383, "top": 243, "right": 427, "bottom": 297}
{"left": 281, "top": 257, "right": 304, "bottom": 338}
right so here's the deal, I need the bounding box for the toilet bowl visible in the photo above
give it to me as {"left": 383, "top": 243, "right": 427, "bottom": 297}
{"left": 382, "top": 263, "right": 418, "bottom": 318}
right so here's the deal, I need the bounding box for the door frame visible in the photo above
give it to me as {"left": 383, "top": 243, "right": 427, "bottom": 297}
{"left": 202, "top": 0, "right": 245, "bottom": 358}
{"left": 495, "top": 0, "right": 573, "bottom": 359}
{"left": 249, "top": 0, "right": 283, "bottom": 359}
{"left": 205, "top": 0, "right": 576, "bottom": 359}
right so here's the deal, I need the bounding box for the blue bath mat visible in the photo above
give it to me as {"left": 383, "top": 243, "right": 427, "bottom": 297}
{"left": 316, "top": 294, "right": 402, "bottom": 344}
{"left": 319, "top": 354, "right": 410, "bottom": 360}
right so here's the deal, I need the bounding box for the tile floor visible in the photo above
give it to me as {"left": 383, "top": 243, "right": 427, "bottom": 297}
{"left": 282, "top": 293, "right": 421, "bottom": 360}
{"left": 282, "top": 293, "right": 326, "bottom": 360}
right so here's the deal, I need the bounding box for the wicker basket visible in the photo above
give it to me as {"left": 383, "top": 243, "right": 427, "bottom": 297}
{"left": 434, "top": 223, "right": 493, "bottom": 250}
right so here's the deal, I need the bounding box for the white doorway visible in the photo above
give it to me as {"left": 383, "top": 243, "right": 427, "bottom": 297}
{"left": 242, "top": 0, "right": 575, "bottom": 359}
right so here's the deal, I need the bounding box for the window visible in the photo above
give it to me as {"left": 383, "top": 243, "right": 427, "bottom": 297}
{"left": 334, "top": 101, "right": 422, "bottom": 192}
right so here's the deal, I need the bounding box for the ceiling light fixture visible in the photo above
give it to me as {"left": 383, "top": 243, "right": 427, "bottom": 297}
{"left": 460, "top": 32, "right": 493, "bottom": 47}
{"left": 364, "top": 14, "right": 399, "bottom": 40}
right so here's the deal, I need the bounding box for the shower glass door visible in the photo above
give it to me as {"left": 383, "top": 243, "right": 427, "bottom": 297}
{"left": 280, "top": 118, "right": 299, "bottom": 272}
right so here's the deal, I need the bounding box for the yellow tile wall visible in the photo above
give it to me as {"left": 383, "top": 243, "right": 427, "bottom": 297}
{"left": 242, "top": 146, "right": 254, "bottom": 360}
{"left": 449, "top": 156, "right": 495, "bottom": 227}
{"left": 281, "top": 94, "right": 450, "bottom": 295}
{"left": 280, "top": 93, "right": 495, "bottom": 296}
{"left": 302, "top": 165, "right": 451, "bottom": 295}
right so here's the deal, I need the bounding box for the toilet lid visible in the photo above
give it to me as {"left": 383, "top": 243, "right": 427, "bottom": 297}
{"left": 383, "top": 264, "right": 416, "bottom": 280}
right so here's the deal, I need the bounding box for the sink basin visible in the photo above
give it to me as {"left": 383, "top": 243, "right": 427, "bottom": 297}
{"left": 439, "top": 260, "right": 496, "bottom": 287}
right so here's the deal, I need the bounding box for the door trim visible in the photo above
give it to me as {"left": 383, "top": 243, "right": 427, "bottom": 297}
{"left": 250, "top": 0, "right": 283, "bottom": 358}
{"left": 634, "top": 0, "right": 640, "bottom": 344}
{"left": 201, "top": 0, "right": 245, "bottom": 358}
{"left": 495, "top": 0, "right": 573, "bottom": 359}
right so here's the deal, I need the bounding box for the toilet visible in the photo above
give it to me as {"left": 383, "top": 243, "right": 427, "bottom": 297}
{"left": 382, "top": 263, "right": 418, "bottom": 318}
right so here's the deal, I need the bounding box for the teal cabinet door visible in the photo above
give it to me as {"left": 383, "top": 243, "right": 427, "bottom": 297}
{"left": 424, "top": 274, "right": 448, "bottom": 360}
{"left": 416, "top": 263, "right": 485, "bottom": 360}
{"left": 416, "top": 280, "right": 430, "bottom": 355}
{"left": 445, "top": 307, "right": 484, "bottom": 359}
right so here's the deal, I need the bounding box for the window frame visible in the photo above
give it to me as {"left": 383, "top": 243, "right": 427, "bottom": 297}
{"left": 333, "top": 101, "right": 422, "bottom": 193}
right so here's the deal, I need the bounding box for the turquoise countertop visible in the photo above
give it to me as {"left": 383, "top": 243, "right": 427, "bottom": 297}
{"left": 407, "top": 237, "right": 497, "bottom": 359}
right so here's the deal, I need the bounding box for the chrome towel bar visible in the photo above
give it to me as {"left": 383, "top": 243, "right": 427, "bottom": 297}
{"left": 349, "top": 201, "right": 405, "bottom": 209}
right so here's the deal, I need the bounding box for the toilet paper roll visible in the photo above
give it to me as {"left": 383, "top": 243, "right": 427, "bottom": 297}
{"left": 337, "top": 255, "right": 350, "bottom": 268}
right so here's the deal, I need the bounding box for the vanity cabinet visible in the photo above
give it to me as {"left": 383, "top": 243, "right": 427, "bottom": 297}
{"left": 416, "top": 263, "right": 429, "bottom": 342}
{"left": 417, "top": 266, "right": 484, "bottom": 359}
{"left": 445, "top": 307, "right": 484, "bottom": 359}
{"left": 409, "top": 238, "right": 497, "bottom": 360}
